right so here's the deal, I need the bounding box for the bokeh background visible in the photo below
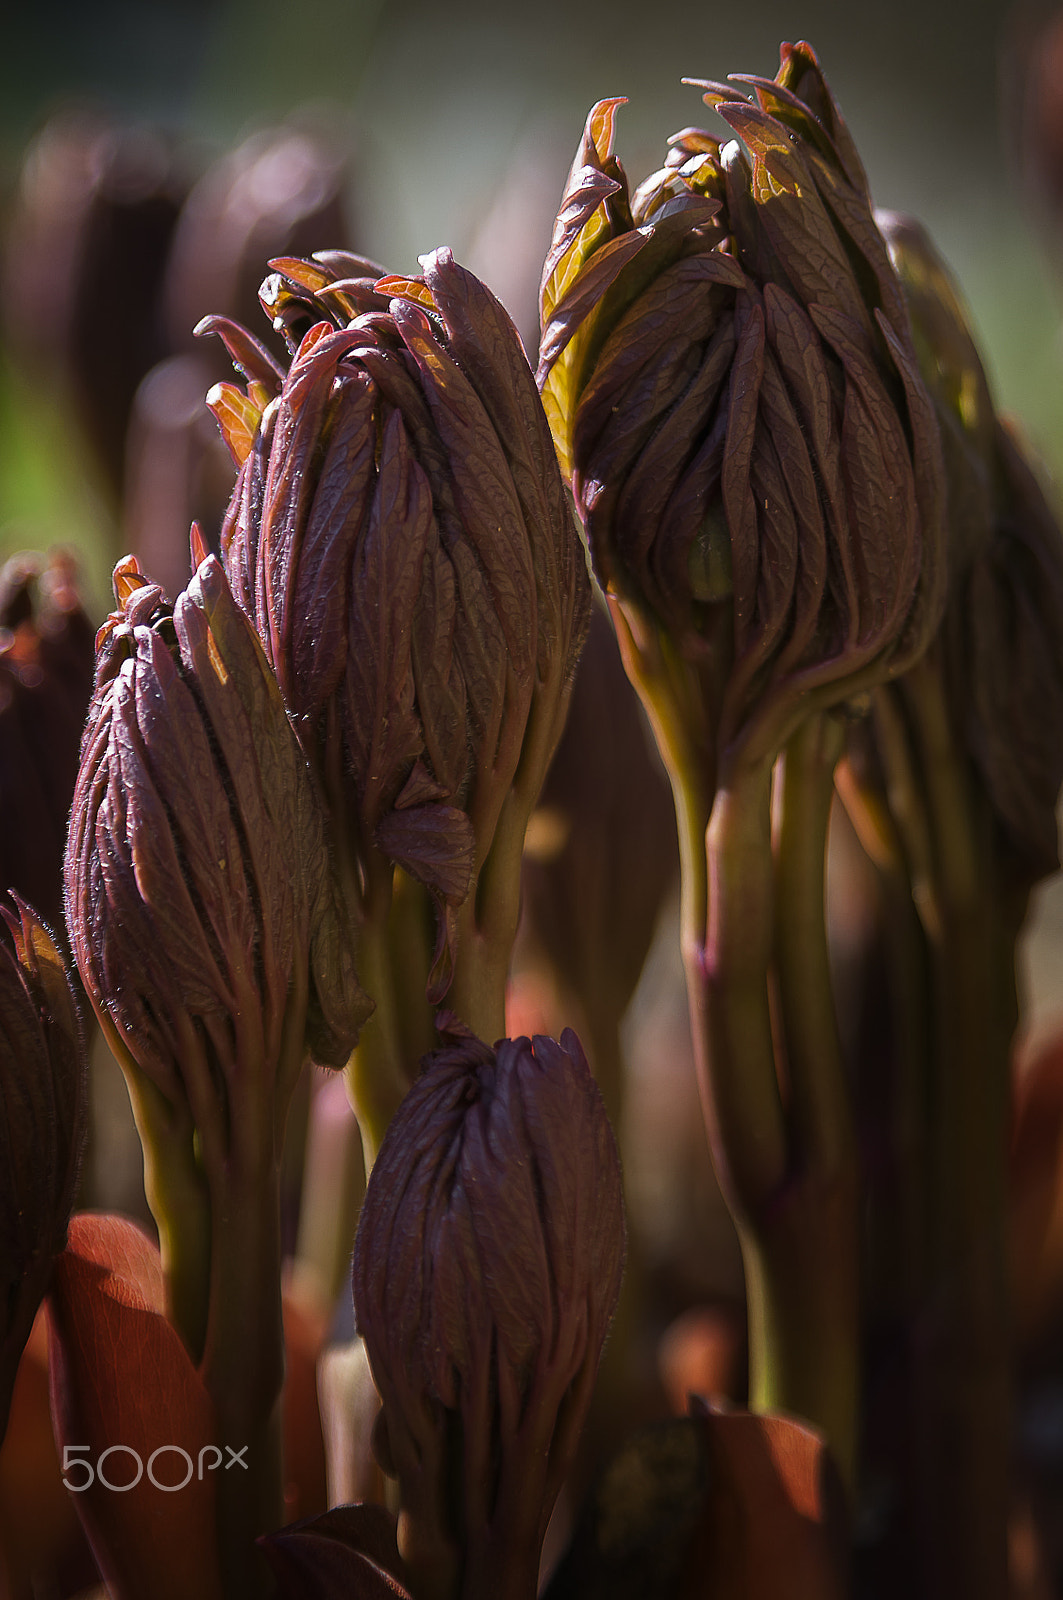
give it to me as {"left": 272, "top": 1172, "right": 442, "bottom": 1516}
{"left": 2, "top": 0, "right": 1063, "bottom": 1037}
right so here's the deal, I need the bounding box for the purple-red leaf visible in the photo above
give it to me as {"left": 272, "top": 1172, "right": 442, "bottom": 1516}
{"left": 260, "top": 1504, "right": 409, "bottom": 1599}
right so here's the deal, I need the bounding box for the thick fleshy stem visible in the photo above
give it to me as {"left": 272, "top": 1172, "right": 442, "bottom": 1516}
{"left": 347, "top": 848, "right": 411, "bottom": 1167}
{"left": 772, "top": 712, "right": 859, "bottom": 1488}
{"left": 607, "top": 598, "right": 715, "bottom": 955}
{"left": 449, "top": 648, "right": 582, "bottom": 1048}
{"left": 95, "top": 1013, "right": 213, "bottom": 1364}
{"left": 99, "top": 1007, "right": 289, "bottom": 1597}
{"left": 346, "top": 645, "right": 579, "bottom": 1155}
{"left": 614, "top": 601, "right": 859, "bottom": 1489}
{"left": 696, "top": 743, "right": 859, "bottom": 1494}
{"left": 124, "top": 1072, "right": 212, "bottom": 1362}
{"left": 194, "top": 960, "right": 307, "bottom": 1599}
{"left": 696, "top": 753, "right": 785, "bottom": 1212}
{"left": 320, "top": 698, "right": 420, "bottom": 1169}
{"left": 201, "top": 1160, "right": 285, "bottom": 1600}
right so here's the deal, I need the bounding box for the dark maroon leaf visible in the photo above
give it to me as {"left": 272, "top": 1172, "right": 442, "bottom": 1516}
{"left": 373, "top": 804, "right": 474, "bottom": 904}
{"left": 260, "top": 1504, "right": 409, "bottom": 1599}
{"left": 291, "top": 370, "right": 375, "bottom": 712}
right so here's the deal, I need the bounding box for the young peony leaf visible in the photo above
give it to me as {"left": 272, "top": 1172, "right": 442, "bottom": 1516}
{"left": 260, "top": 1503, "right": 410, "bottom": 1599}
{"left": 352, "top": 1027, "right": 625, "bottom": 1600}
{"left": 539, "top": 43, "right": 947, "bottom": 779}
{"left": 45, "top": 1214, "right": 224, "bottom": 1600}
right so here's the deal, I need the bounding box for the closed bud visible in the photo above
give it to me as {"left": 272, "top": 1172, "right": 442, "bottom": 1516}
{"left": 64, "top": 550, "right": 370, "bottom": 1127}
{"left": 201, "top": 246, "right": 591, "bottom": 999}
{"left": 352, "top": 1024, "right": 625, "bottom": 1600}
{"left": 539, "top": 42, "right": 946, "bottom": 771}
{"left": 0, "top": 897, "right": 86, "bottom": 1436}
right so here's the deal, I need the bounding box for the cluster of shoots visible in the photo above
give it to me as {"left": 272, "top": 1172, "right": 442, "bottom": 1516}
{"left": 2, "top": 37, "right": 1063, "bottom": 1600}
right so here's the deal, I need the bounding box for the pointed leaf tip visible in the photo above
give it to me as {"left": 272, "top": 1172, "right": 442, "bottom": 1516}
{"left": 591, "top": 97, "right": 627, "bottom": 147}
{"left": 189, "top": 522, "right": 209, "bottom": 570}
{"left": 205, "top": 381, "right": 266, "bottom": 467}
{"left": 112, "top": 555, "right": 148, "bottom": 608}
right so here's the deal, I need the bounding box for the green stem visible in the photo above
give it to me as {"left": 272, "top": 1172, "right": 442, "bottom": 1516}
{"left": 388, "top": 868, "right": 438, "bottom": 1066}
{"left": 695, "top": 741, "right": 860, "bottom": 1491}
{"left": 772, "top": 712, "right": 858, "bottom": 1488}
{"left": 200, "top": 1157, "right": 285, "bottom": 1600}
{"left": 776, "top": 715, "right": 851, "bottom": 1173}
{"left": 607, "top": 596, "right": 712, "bottom": 953}
{"left": 324, "top": 711, "right": 418, "bottom": 1168}
{"left": 872, "top": 685, "right": 941, "bottom": 940}
{"left": 880, "top": 872, "right": 932, "bottom": 1329}
{"left": 697, "top": 752, "right": 786, "bottom": 1208}
{"left": 109, "top": 1031, "right": 212, "bottom": 1363}
{"left": 347, "top": 853, "right": 410, "bottom": 1166}
{"left": 611, "top": 598, "right": 859, "bottom": 1481}
{"left": 197, "top": 966, "right": 303, "bottom": 1599}
{"left": 450, "top": 652, "right": 580, "bottom": 1046}
{"left": 446, "top": 897, "right": 512, "bottom": 1047}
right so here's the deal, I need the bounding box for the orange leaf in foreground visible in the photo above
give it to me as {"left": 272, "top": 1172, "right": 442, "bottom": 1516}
{"left": 282, "top": 1284, "right": 330, "bottom": 1524}
{"left": 544, "top": 1403, "right": 847, "bottom": 1598}
{"left": 45, "top": 1213, "right": 224, "bottom": 1600}
{"left": 0, "top": 1306, "right": 91, "bottom": 1592}
{"left": 683, "top": 1401, "right": 848, "bottom": 1599}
